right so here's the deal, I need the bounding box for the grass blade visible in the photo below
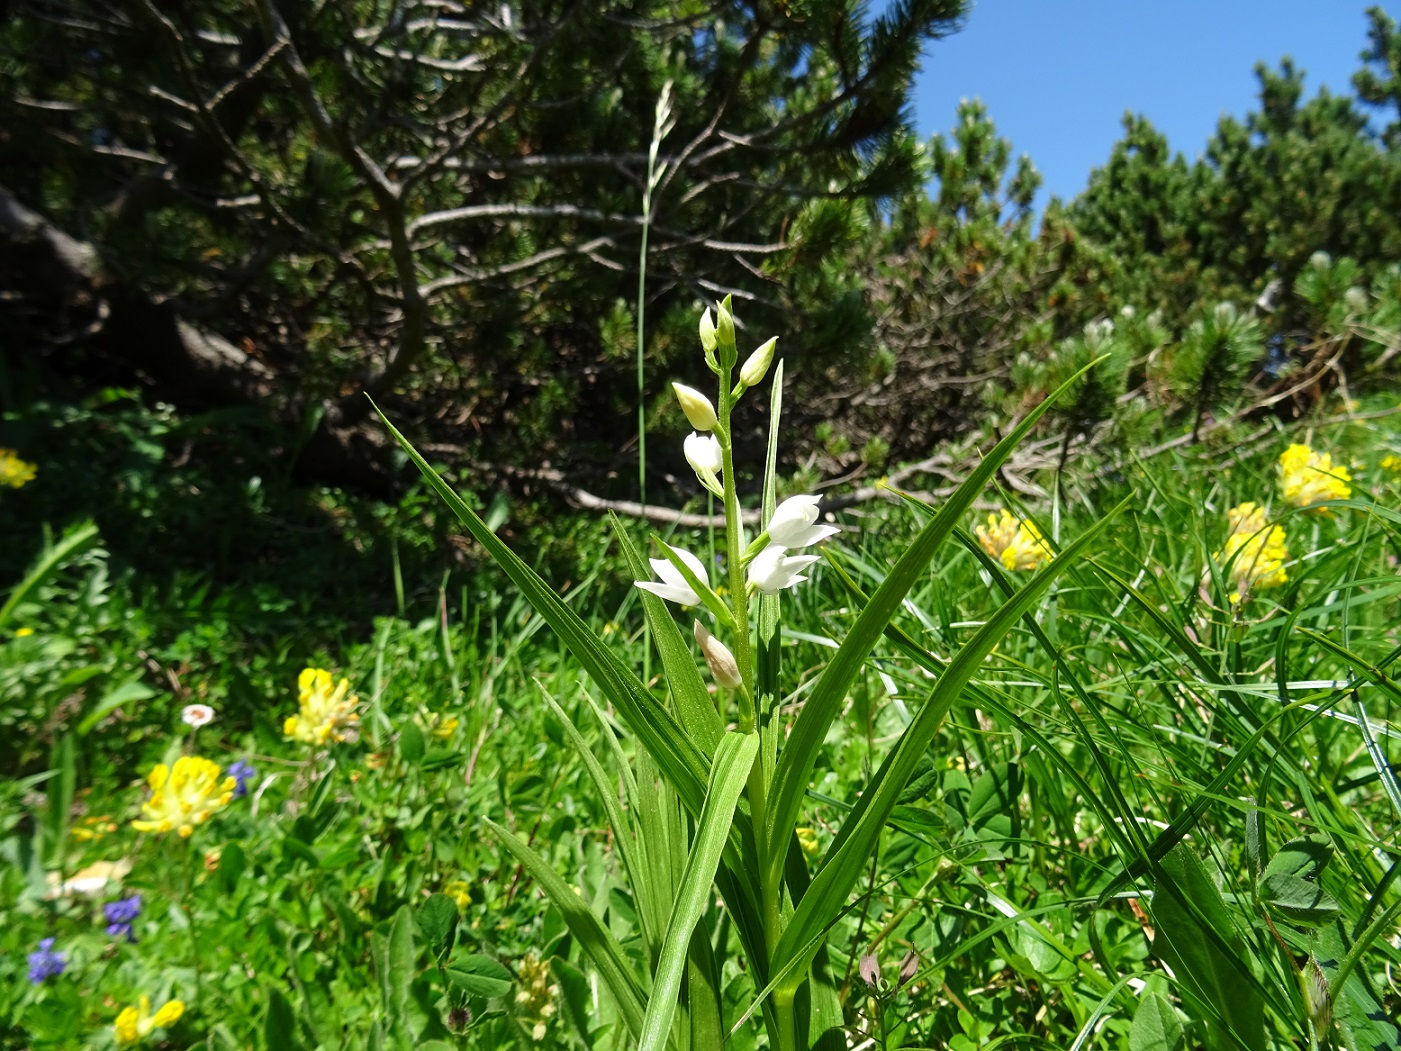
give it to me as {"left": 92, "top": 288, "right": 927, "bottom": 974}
{"left": 637, "top": 731, "right": 758, "bottom": 1051}
{"left": 770, "top": 495, "right": 1131, "bottom": 994}
{"left": 484, "top": 818, "right": 647, "bottom": 1040}
{"left": 374, "top": 402, "right": 710, "bottom": 813}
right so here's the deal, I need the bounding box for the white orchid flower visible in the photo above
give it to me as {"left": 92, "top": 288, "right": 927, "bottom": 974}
{"left": 684, "top": 432, "right": 724, "bottom": 496}
{"left": 766, "top": 495, "right": 839, "bottom": 548}
{"left": 635, "top": 546, "right": 709, "bottom": 606}
{"left": 748, "top": 544, "right": 819, "bottom": 594}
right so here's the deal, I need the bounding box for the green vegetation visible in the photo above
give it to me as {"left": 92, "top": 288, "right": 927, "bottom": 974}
{"left": 4, "top": 2, "right": 1401, "bottom": 1049}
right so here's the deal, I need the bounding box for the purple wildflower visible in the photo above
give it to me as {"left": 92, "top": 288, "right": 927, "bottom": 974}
{"left": 103, "top": 894, "right": 142, "bottom": 941}
{"left": 27, "top": 937, "right": 65, "bottom": 984}
{"left": 227, "top": 758, "right": 256, "bottom": 798}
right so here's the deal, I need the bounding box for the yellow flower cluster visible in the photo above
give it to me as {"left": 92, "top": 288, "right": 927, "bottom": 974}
{"left": 444, "top": 880, "right": 472, "bottom": 909}
{"left": 284, "top": 667, "right": 360, "bottom": 745}
{"left": 514, "top": 951, "right": 559, "bottom": 1041}
{"left": 1279, "top": 443, "right": 1351, "bottom": 510}
{"left": 0, "top": 448, "right": 37, "bottom": 489}
{"left": 975, "top": 509, "right": 1053, "bottom": 572}
{"left": 114, "top": 996, "right": 184, "bottom": 1046}
{"left": 796, "top": 826, "right": 821, "bottom": 858}
{"left": 429, "top": 712, "right": 460, "bottom": 739}
{"left": 1381, "top": 454, "right": 1401, "bottom": 473}
{"left": 1214, "top": 502, "right": 1289, "bottom": 605}
{"left": 131, "top": 757, "right": 235, "bottom": 838}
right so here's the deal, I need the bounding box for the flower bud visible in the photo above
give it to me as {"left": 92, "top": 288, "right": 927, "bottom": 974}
{"left": 715, "top": 296, "right": 737, "bottom": 366}
{"left": 898, "top": 950, "right": 919, "bottom": 987}
{"left": 858, "top": 953, "right": 881, "bottom": 988}
{"left": 693, "top": 621, "right": 742, "bottom": 689}
{"left": 672, "top": 383, "right": 718, "bottom": 431}
{"left": 739, "top": 337, "right": 777, "bottom": 388}
{"left": 699, "top": 309, "right": 718, "bottom": 353}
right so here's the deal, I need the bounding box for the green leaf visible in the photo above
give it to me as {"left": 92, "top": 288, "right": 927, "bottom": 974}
{"left": 398, "top": 721, "right": 425, "bottom": 764}
{"left": 1263, "top": 835, "right": 1333, "bottom": 881}
{"left": 265, "top": 986, "right": 300, "bottom": 1051}
{"left": 1259, "top": 872, "right": 1339, "bottom": 925}
{"left": 484, "top": 817, "right": 647, "bottom": 1041}
{"left": 1130, "top": 992, "right": 1184, "bottom": 1051}
{"left": 771, "top": 495, "right": 1129, "bottom": 996}
{"left": 375, "top": 402, "right": 710, "bottom": 816}
{"left": 76, "top": 679, "right": 157, "bottom": 736}
{"left": 0, "top": 519, "right": 99, "bottom": 629}
{"left": 650, "top": 534, "right": 736, "bottom": 631}
{"left": 637, "top": 731, "right": 757, "bottom": 1051}
{"left": 383, "top": 905, "right": 416, "bottom": 1050}
{"left": 446, "top": 955, "right": 513, "bottom": 999}
{"left": 1150, "top": 843, "right": 1265, "bottom": 1051}
{"left": 419, "top": 749, "right": 463, "bottom": 771}
{"left": 416, "top": 894, "right": 458, "bottom": 959}
{"left": 763, "top": 360, "right": 1091, "bottom": 883}
{"left": 45, "top": 734, "right": 75, "bottom": 866}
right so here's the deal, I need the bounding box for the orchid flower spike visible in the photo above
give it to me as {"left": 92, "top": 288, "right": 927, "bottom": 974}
{"left": 635, "top": 547, "right": 709, "bottom": 606}
{"left": 767, "top": 495, "right": 839, "bottom": 548}
{"left": 684, "top": 432, "right": 724, "bottom": 496}
{"left": 672, "top": 383, "right": 718, "bottom": 432}
{"left": 748, "top": 544, "right": 819, "bottom": 594}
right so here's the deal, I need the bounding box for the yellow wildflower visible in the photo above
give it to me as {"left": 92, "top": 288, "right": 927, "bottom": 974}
{"left": 114, "top": 996, "right": 184, "bottom": 1046}
{"left": 796, "top": 827, "right": 821, "bottom": 858}
{"left": 14, "top": 627, "right": 34, "bottom": 638}
{"left": 429, "top": 713, "right": 460, "bottom": 739}
{"left": 1214, "top": 502, "right": 1289, "bottom": 605}
{"left": 1279, "top": 443, "right": 1351, "bottom": 510}
{"left": 283, "top": 667, "right": 360, "bottom": 745}
{"left": 0, "top": 449, "right": 37, "bottom": 489}
{"left": 1381, "top": 454, "right": 1401, "bottom": 473}
{"left": 975, "top": 509, "right": 1053, "bottom": 571}
{"left": 71, "top": 814, "right": 118, "bottom": 842}
{"left": 444, "top": 880, "right": 472, "bottom": 909}
{"left": 130, "top": 756, "right": 234, "bottom": 837}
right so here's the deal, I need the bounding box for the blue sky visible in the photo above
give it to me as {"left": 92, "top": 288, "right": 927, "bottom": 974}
{"left": 913, "top": 2, "right": 1389, "bottom": 211}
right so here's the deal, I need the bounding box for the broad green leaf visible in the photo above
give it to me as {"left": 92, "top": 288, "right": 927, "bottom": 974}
{"left": 416, "top": 894, "right": 458, "bottom": 959}
{"left": 446, "top": 955, "right": 513, "bottom": 999}
{"left": 1316, "top": 910, "right": 1401, "bottom": 1051}
{"left": 763, "top": 360, "right": 1091, "bottom": 882}
{"left": 46, "top": 734, "right": 75, "bottom": 866}
{"left": 484, "top": 817, "right": 647, "bottom": 1041}
{"left": 375, "top": 403, "right": 710, "bottom": 815}
{"left": 610, "top": 516, "right": 723, "bottom": 754}
{"left": 1259, "top": 872, "right": 1339, "bottom": 925}
{"left": 638, "top": 731, "right": 758, "bottom": 1051}
{"left": 218, "top": 841, "right": 247, "bottom": 895}
{"left": 1130, "top": 993, "right": 1184, "bottom": 1051}
{"left": 771, "top": 495, "right": 1128, "bottom": 995}
{"left": 1150, "top": 844, "right": 1264, "bottom": 1051}
{"left": 1263, "top": 834, "right": 1333, "bottom": 881}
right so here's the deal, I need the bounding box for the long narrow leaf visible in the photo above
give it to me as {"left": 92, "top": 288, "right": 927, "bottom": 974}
{"left": 374, "top": 403, "right": 711, "bottom": 813}
{"left": 763, "top": 363, "right": 1094, "bottom": 880}
{"left": 637, "top": 731, "right": 758, "bottom": 1051}
{"left": 770, "top": 494, "right": 1130, "bottom": 993}
{"left": 483, "top": 818, "right": 648, "bottom": 1040}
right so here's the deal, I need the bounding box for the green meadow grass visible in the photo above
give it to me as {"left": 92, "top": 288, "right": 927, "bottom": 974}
{"left": 2, "top": 405, "right": 1399, "bottom": 1049}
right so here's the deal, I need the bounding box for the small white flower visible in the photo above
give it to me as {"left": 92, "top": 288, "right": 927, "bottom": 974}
{"left": 181, "top": 704, "right": 216, "bottom": 729}
{"left": 635, "top": 547, "right": 709, "bottom": 606}
{"left": 766, "top": 495, "right": 839, "bottom": 548}
{"left": 748, "top": 544, "right": 819, "bottom": 594}
{"left": 684, "top": 432, "right": 724, "bottom": 496}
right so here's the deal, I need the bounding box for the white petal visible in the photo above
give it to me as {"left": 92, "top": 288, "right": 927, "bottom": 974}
{"left": 767, "top": 495, "right": 822, "bottom": 546}
{"left": 635, "top": 580, "right": 699, "bottom": 605}
{"left": 684, "top": 432, "right": 722, "bottom": 474}
{"left": 773, "top": 522, "right": 840, "bottom": 549}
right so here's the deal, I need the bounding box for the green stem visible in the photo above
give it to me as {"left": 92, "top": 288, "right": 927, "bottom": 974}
{"left": 775, "top": 990, "right": 797, "bottom": 1051}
